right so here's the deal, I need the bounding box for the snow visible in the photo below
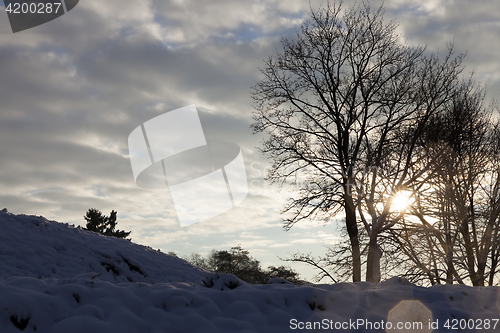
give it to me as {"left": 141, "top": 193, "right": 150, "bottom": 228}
{"left": 1, "top": 209, "right": 499, "bottom": 332}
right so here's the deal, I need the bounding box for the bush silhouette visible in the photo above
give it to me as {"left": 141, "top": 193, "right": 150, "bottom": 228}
{"left": 186, "top": 245, "right": 308, "bottom": 284}
{"left": 83, "top": 208, "right": 131, "bottom": 239}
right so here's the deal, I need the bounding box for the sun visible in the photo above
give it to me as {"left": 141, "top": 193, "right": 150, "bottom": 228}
{"left": 392, "top": 191, "right": 412, "bottom": 212}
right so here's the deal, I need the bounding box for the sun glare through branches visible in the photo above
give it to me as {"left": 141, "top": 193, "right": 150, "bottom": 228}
{"left": 392, "top": 191, "right": 413, "bottom": 212}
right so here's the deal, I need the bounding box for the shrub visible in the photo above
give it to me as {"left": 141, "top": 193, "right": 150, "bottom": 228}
{"left": 83, "top": 208, "right": 131, "bottom": 239}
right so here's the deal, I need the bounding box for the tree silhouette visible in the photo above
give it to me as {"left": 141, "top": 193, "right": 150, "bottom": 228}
{"left": 84, "top": 208, "right": 131, "bottom": 239}
{"left": 185, "top": 246, "right": 307, "bottom": 284}
{"left": 251, "top": 0, "right": 464, "bottom": 282}
{"left": 392, "top": 78, "right": 500, "bottom": 286}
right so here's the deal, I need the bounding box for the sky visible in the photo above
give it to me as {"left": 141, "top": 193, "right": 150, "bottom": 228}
{"left": 0, "top": 0, "right": 499, "bottom": 282}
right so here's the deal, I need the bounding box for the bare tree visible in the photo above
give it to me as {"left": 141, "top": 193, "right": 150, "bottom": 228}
{"left": 354, "top": 47, "right": 465, "bottom": 282}
{"left": 392, "top": 78, "right": 500, "bottom": 286}
{"left": 252, "top": 0, "right": 423, "bottom": 282}
{"left": 252, "top": 0, "right": 463, "bottom": 282}
{"left": 487, "top": 132, "right": 500, "bottom": 285}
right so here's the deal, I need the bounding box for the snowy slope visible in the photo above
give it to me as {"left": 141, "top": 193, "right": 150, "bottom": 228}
{"left": 0, "top": 209, "right": 206, "bottom": 285}
{"left": 1, "top": 209, "right": 499, "bottom": 333}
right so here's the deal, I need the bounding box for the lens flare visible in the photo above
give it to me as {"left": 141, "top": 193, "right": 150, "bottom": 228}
{"left": 392, "top": 191, "right": 412, "bottom": 212}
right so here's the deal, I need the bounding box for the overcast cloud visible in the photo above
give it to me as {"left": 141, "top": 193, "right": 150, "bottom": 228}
{"left": 1, "top": 0, "right": 499, "bottom": 280}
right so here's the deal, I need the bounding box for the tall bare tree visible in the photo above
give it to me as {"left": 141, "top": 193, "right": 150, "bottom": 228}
{"left": 355, "top": 48, "right": 465, "bottom": 282}
{"left": 252, "top": 1, "right": 416, "bottom": 282}
{"left": 251, "top": 1, "right": 463, "bottom": 282}
{"left": 390, "top": 78, "right": 500, "bottom": 286}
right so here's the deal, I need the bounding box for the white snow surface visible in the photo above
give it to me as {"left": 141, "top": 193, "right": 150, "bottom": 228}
{"left": 1, "top": 210, "right": 499, "bottom": 333}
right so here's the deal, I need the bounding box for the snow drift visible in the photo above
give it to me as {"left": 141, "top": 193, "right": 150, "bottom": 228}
{"left": 0, "top": 209, "right": 499, "bottom": 333}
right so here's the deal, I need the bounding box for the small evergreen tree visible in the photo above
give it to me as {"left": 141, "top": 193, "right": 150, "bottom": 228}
{"left": 84, "top": 208, "right": 107, "bottom": 234}
{"left": 83, "top": 208, "right": 131, "bottom": 239}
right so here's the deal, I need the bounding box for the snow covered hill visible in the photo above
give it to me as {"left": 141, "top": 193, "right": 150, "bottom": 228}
{"left": 0, "top": 209, "right": 206, "bottom": 285}
{"left": 1, "top": 209, "right": 499, "bottom": 333}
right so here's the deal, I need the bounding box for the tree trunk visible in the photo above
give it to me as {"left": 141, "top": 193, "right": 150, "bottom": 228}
{"left": 366, "top": 233, "right": 382, "bottom": 282}
{"left": 489, "top": 248, "right": 498, "bottom": 286}
{"left": 476, "top": 211, "right": 499, "bottom": 286}
{"left": 461, "top": 216, "right": 479, "bottom": 286}
{"left": 476, "top": 260, "right": 486, "bottom": 286}
{"left": 445, "top": 230, "right": 454, "bottom": 284}
{"left": 345, "top": 192, "right": 361, "bottom": 282}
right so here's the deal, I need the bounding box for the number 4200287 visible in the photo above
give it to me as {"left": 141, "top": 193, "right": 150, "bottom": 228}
{"left": 5, "top": 2, "right": 62, "bottom": 14}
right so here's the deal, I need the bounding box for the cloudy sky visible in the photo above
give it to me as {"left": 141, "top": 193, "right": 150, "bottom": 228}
{"left": 1, "top": 0, "right": 499, "bottom": 281}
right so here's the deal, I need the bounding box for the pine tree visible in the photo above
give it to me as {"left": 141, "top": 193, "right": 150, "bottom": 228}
{"left": 83, "top": 208, "right": 131, "bottom": 239}
{"left": 84, "top": 208, "right": 107, "bottom": 234}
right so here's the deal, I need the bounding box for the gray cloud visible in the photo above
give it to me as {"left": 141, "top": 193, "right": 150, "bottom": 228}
{"left": 0, "top": 0, "right": 499, "bottom": 281}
